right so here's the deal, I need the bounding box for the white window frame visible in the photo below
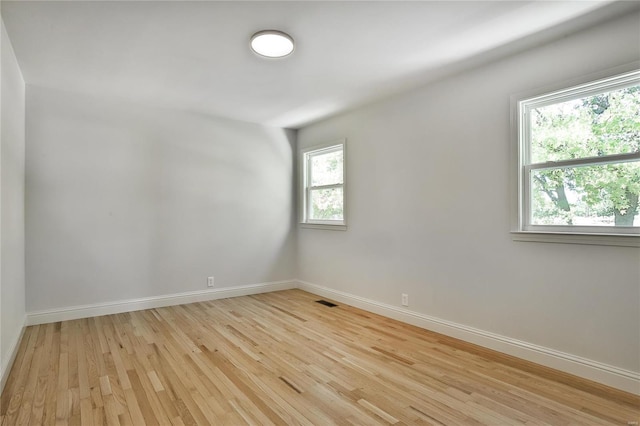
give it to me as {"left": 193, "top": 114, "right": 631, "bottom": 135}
{"left": 300, "top": 139, "right": 347, "bottom": 231}
{"left": 511, "top": 65, "right": 640, "bottom": 247}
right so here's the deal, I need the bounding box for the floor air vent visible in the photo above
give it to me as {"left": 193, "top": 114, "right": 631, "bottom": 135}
{"left": 315, "top": 300, "right": 338, "bottom": 308}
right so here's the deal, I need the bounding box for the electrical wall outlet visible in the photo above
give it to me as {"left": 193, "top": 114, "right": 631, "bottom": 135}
{"left": 401, "top": 293, "right": 409, "bottom": 306}
{"left": 207, "top": 276, "right": 214, "bottom": 288}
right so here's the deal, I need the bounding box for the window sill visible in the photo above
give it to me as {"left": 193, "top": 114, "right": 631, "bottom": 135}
{"left": 511, "top": 231, "right": 639, "bottom": 247}
{"left": 300, "top": 223, "right": 347, "bottom": 231}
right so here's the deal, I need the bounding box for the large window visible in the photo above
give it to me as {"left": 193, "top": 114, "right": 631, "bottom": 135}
{"left": 300, "top": 140, "right": 346, "bottom": 229}
{"left": 516, "top": 69, "right": 639, "bottom": 241}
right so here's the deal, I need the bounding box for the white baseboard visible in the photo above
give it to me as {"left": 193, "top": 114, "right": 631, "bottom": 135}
{"left": 296, "top": 279, "right": 640, "bottom": 396}
{"left": 1, "top": 317, "right": 26, "bottom": 394}
{"left": 19, "top": 278, "right": 640, "bottom": 395}
{"left": 26, "top": 280, "right": 297, "bottom": 326}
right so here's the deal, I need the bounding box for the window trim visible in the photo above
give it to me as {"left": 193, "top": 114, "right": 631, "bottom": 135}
{"left": 510, "top": 62, "right": 640, "bottom": 247}
{"left": 299, "top": 139, "right": 347, "bottom": 231}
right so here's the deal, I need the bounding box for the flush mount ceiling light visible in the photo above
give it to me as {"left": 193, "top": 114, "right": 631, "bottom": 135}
{"left": 250, "top": 30, "right": 294, "bottom": 58}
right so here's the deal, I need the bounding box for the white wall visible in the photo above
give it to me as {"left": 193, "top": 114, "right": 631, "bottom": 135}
{"left": 1, "top": 17, "right": 26, "bottom": 385}
{"left": 297, "top": 12, "right": 640, "bottom": 376}
{"left": 26, "top": 87, "right": 296, "bottom": 312}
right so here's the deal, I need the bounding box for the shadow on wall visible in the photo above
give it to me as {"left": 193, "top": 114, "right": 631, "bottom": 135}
{"left": 25, "top": 86, "right": 297, "bottom": 311}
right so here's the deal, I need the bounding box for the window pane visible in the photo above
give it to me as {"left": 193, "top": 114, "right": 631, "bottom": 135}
{"left": 530, "top": 160, "right": 640, "bottom": 227}
{"left": 311, "top": 149, "right": 343, "bottom": 186}
{"left": 530, "top": 86, "right": 640, "bottom": 164}
{"left": 310, "top": 187, "right": 343, "bottom": 221}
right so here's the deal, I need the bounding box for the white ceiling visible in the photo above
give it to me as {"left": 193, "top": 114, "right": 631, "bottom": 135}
{"left": 1, "top": 1, "right": 636, "bottom": 128}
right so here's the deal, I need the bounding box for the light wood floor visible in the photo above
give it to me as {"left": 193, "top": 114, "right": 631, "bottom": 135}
{"left": 1, "top": 289, "right": 638, "bottom": 425}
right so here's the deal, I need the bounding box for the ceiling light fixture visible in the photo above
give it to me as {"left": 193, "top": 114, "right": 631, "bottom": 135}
{"left": 250, "top": 30, "right": 294, "bottom": 58}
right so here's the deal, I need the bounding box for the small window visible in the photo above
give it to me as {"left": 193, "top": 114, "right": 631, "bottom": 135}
{"left": 300, "top": 140, "right": 346, "bottom": 230}
{"left": 516, "top": 69, "right": 640, "bottom": 240}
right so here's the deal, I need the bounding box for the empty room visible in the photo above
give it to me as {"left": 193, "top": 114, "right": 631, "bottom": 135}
{"left": 1, "top": 0, "right": 639, "bottom": 424}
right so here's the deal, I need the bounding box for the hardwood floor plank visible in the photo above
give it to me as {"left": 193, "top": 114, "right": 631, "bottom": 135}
{"left": 2, "top": 289, "right": 638, "bottom": 425}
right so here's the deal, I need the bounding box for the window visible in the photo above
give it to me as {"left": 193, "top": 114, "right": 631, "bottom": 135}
{"left": 300, "top": 140, "right": 346, "bottom": 230}
{"left": 515, "top": 69, "right": 640, "bottom": 244}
